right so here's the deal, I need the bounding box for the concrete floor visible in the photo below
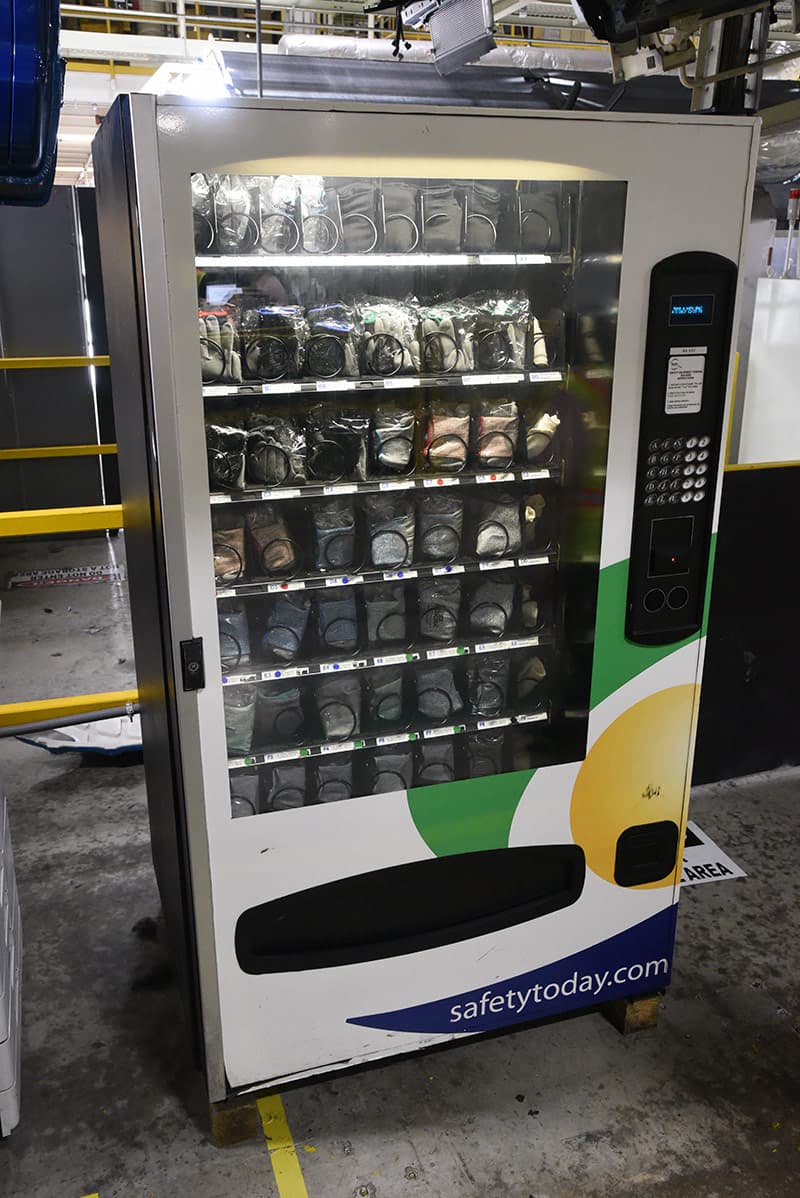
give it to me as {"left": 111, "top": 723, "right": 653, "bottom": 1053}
{"left": 0, "top": 535, "right": 799, "bottom": 1198}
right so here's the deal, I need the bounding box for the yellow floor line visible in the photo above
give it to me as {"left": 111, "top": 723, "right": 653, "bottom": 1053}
{"left": 80, "top": 1192, "right": 99, "bottom": 1197}
{"left": 257, "top": 1094, "right": 310, "bottom": 1198}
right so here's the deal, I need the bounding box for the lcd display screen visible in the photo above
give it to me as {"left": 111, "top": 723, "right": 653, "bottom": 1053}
{"left": 669, "top": 294, "right": 715, "bottom": 326}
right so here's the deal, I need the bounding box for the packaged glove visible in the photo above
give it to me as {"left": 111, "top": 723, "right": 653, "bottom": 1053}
{"left": 255, "top": 681, "right": 304, "bottom": 747}
{"left": 577, "top": 314, "right": 607, "bottom": 366}
{"left": 518, "top": 183, "right": 563, "bottom": 254}
{"left": 212, "top": 510, "right": 246, "bottom": 585}
{"left": 314, "top": 588, "right": 358, "bottom": 654}
{"left": 261, "top": 592, "right": 310, "bottom": 661}
{"left": 361, "top": 299, "right": 421, "bottom": 376}
{"left": 261, "top": 762, "right": 307, "bottom": 811}
{"left": 336, "top": 179, "right": 380, "bottom": 253}
{"left": 313, "top": 498, "right": 356, "bottom": 571}
{"left": 418, "top": 577, "right": 461, "bottom": 642}
{"left": 365, "top": 493, "right": 415, "bottom": 568}
{"left": 305, "top": 302, "right": 360, "bottom": 379}
{"left": 307, "top": 407, "right": 369, "bottom": 481}
{"left": 416, "top": 664, "right": 463, "bottom": 722}
{"left": 418, "top": 300, "right": 475, "bottom": 374}
{"left": 246, "top": 417, "right": 306, "bottom": 487}
{"left": 314, "top": 754, "right": 353, "bottom": 803}
{"left": 299, "top": 176, "right": 342, "bottom": 254}
{"left": 224, "top": 685, "right": 257, "bottom": 755}
{"left": 230, "top": 770, "right": 259, "bottom": 818}
{"left": 517, "top": 654, "right": 547, "bottom": 701}
{"left": 475, "top": 494, "right": 521, "bottom": 558}
{"left": 416, "top": 740, "right": 455, "bottom": 785}
{"left": 526, "top": 411, "right": 560, "bottom": 461}
{"left": 476, "top": 400, "right": 519, "bottom": 469}
{"left": 425, "top": 402, "right": 471, "bottom": 473}
{"left": 380, "top": 181, "right": 420, "bottom": 253}
{"left": 245, "top": 505, "right": 296, "bottom": 577}
{"left": 371, "top": 409, "right": 415, "bottom": 475}
{"left": 192, "top": 172, "right": 215, "bottom": 253}
{"left": 462, "top": 182, "right": 505, "bottom": 254}
{"left": 467, "top": 729, "right": 505, "bottom": 777}
{"left": 418, "top": 492, "right": 463, "bottom": 562}
{"left": 206, "top": 424, "right": 246, "bottom": 491}
{"left": 471, "top": 291, "right": 530, "bottom": 372}
{"left": 199, "top": 310, "right": 243, "bottom": 385}
{"left": 316, "top": 673, "right": 361, "bottom": 741}
{"left": 523, "top": 493, "right": 547, "bottom": 551}
{"left": 364, "top": 583, "right": 406, "bottom": 645}
{"left": 520, "top": 583, "right": 539, "bottom": 630}
{"left": 369, "top": 746, "right": 414, "bottom": 793}
{"left": 255, "top": 175, "right": 301, "bottom": 254}
{"left": 468, "top": 579, "right": 515, "bottom": 639}
{"left": 467, "top": 654, "right": 510, "bottom": 717}
{"left": 530, "top": 316, "right": 550, "bottom": 368}
{"left": 419, "top": 183, "right": 463, "bottom": 253}
{"left": 214, "top": 174, "right": 259, "bottom": 253}
{"left": 239, "top": 301, "right": 306, "bottom": 381}
{"left": 365, "top": 667, "right": 404, "bottom": 726}
{"left": 218, "top": 600, "right": 251, "bottom": 669}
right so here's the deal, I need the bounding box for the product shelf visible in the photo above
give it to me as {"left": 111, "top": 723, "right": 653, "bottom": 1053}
{"left": 197, "top": 252, "right": 573, "bottom": 270}
{"left": 202, "top": 370, "right": 563, "bottom": 398}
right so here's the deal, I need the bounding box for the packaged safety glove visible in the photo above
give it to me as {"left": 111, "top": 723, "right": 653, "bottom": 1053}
{"left": 419, "top": 183, "right": 463, "bottom": 253}
{"left": 418, "top": 300, "right": 475, "bottom": 374}
{"left": 261, "top": 592, "right": 311, "bottom": 661}
{"left": 416, "top": 664, "right": 464, "bottom": 722}
{"left": 255, "top": 175, "right": 301, "bottom": 255}
{"left": 245, "top": 505, "right": 296, "bottom": 577}
{"left": 517, "top": 654, "right": 547, "bottom": 701}
{"left": 364, "top": 583, "right": 406, "bottom": 645}
{"left": 313, "top": 498, "right": 356, "bottom": 571}
{"left": 468, "top": 579, "right": 515, "bottom": 638}
{"left": 371, "top": 408, "right": 415, "bottom": 475}
{"left": 425, "top": 402, "right": 471, "bottom": 472}
{"left": 418, "top": 577, "right": 461, "bottom": 642}
{"left": 335, "top": 180, "right": 380, "bottom": 253}
{"left": 470, "top": 291, "right": 530, "bottom": 372}
{"left": 520, "top": 583, "right": 540, "bottom": 630}
{"left": 212, "top": 510, "right": 246, "bottom": 585}
{"left": 369, "top": 746, "right": 414, "bottom": 792}
{"left": 199, "top": 310, "right": 243, "bottom": 384}
{"left": 462, "top": 182, "right": 505, "bottom": 254}
{"left": 518, "top": 184, "right": 563, "bottom": 254}
{"left": 314, "top": 754, "right": 354, "bottom": 803}
{"left": 380, "top": 182, "right": 421, "bottom": 254}
{"left": 365, "top": 667, "right": 404, "bottom": 726}
{"left": 192, "top": 172, "right": 215, "bottom": 253}
{"left": 526, "top": 411, "right": 560, "bottom": 461}
{"left": 365, "top": 494, "right": 416, "bottom": 568}
{"left": 299, "top": 176, "right": 342, "bottom": 253}
{"left": 476, "top": 400, "right": 519, "bottom": 469}
{"left": 416, "top": 740, "right": 455, "bottom": 785}
{"left": 418, "top": 492, "right": 463, "bottom": 562}
{"left": 307, "top": 407, "right": 369, "bottom": 481}
{"left": 361, "top": 299, "right": 421, "bottom": 376}
{"left": 467, "top": 654, "right": 511, "bottom": 717}
{"left": 239, "top": 302, "right": 307, "bottom": 381}
{"left": 214, "top": 174, "right": 259, "bottom": 253}
{"left": 305, "top": 302, "right": 360, "bottom": 379}
{"left": 314, "top": 588, "right": 358, "bottom": 654}
{"left": 316, "top": 673, "right": 361, "bottom": 741}
{"left": 475, "top": 493, "right": 521, "bottom": 558}
{"left": 261, "top": 762, "right": 307, "bottom": 810}
{"left": 246, "top": 417, "right": 306, "bottom": 487}
{"left": 467, "top": 729, "right": 505, "bottom": 776}
{"left": 218, "top": 600, "right": 251, "bottom": 669}
{"left": 206, "top": 424, "right": 246, "bottom": 490}
{"left": 255, "top": 681, "right": 304, "bottom": 747}
{"left": 224, "top": 685, "right": 257, "bottom": 756}
{"left": 230, "top": 770, "right": 259, "bottom": 818}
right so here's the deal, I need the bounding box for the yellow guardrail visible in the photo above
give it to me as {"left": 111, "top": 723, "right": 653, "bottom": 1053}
{"left": 0, "top": 690, "right": 139, "bottom": 729}
{"left": 0, "top": 355, "right": 110, "bottom": 369}
{"left": 0, "top": 504, "right": 124, "bottom": 537}
{"left": 0, "top": 443, "right": 118, "bottom": 461}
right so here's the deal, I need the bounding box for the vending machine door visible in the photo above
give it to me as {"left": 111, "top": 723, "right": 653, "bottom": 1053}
{"left": 93, "top": 96, "right": 757, "bottom": 1097}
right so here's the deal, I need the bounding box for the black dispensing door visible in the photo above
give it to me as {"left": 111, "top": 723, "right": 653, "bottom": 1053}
{"left": 626, "top": 252, "right": 737, "bottom": 646}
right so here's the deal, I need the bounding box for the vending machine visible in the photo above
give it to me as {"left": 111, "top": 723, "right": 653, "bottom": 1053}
{"left": 93, "top": 86, "right": 757, "bottom": 1103}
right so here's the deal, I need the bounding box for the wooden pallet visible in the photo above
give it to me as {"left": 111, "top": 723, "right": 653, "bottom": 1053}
{"left": 601, "top": 991, "right": 661, "bottom": 1035}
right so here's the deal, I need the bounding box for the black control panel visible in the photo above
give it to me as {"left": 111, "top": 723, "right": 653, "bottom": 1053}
{"left": 626, "top": 252, "right": 737, "bottom": 645}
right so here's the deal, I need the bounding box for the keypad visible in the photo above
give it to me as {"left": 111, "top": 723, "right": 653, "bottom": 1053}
{"left": 640, "top": 433, "right": 712, "bottom": 510}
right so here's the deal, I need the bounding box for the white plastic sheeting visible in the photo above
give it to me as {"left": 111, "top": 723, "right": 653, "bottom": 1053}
{"left": 0, "top": 788, "right": 21, "bottom": 1137}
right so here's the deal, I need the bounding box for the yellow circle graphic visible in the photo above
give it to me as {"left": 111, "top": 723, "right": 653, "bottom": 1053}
{"left": 570, "top": 685, "right": 697, "bottom": 889}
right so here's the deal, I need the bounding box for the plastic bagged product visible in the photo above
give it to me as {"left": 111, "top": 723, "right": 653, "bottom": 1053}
{"left": 255, "top": 175, "right": 301, "bottom": 255}
{"left": 199, "top": 310, "right": 243, "bottom": 385}
{"left": 206, "top": 424, "right": 246, "bottom": 491}
{"left": 305, "top": 302, "right": 360, "bottom": 379}
{"left": 417, "top": 492, "right": 463, "bottom": 562}
{"left": 261, "top": 762, "right": 308, "bottom": 810}
{"left": 475, "top": 493, "right": 521, "bottom": 558}
{"left": 313, "top": 498, "right": 356, "bottom": 571}
{"left": 468, "top": 579, "right": 515, "bottom": 639}
{"left": 246, "top": 417, "right": 306, "bottom": 487}
{"left": 530, "top": 316, "right": 550, "bottom": 368}
{"left": 467, "top": 654, "right": 511, "bottom": 717}
{"left": 467, "top": 729, "right": 505, "bottom": 777}
{"left": 415, "top": 740, "right": 455, "bottom": 785}
{"left": 299, "top": 176, "right": 342, "bottom": 254}
{"left": 365, "top": 667, "right": 404, "bottom": 726}
{"left": 306, "top": 407, "right": 369, "bottom": 481}
{"left": 416, "top": 664, "right": 464, "bottom": 723}
{"left": 224, "top": 685, "right": 257, "bottom": 756}
{"left": 365, "top": 494, "right": 416, "bottom": 569}
{"left": 418, "top": 300, "right": 475, "bottom": 374}
{"left": 369, "top": 746, "right": 414, "bottom": 793}
{"left": 314, "top": 754, "right": 353, "bottom": 803}
{"left": 261, "top": 592, "right": 311, "bottom": 661}
{"left": 418, "top": 577, "right": 461, "bottom": 642}
{"left": 520, "top": 583, "right": 539, "bottom": 630}
{"left": 214, "top": 174, "right": 259, "bottom": 253}
{"left": 314, "top": 588, "right": 358, "bottom": 654}
{"left": 219, "top": 601, "right": 251, "bottom": 669}
{"left": 371, "top": 408, "right": 415, "bottom": 475}
{"left": 245, "top": 505, "right": 296, "bottom": 577}
{"left": 462, "top": 182, "right": 505, "bottom": 254}
{"left": 316, "top": 673, "right": 361, "bottom": 741}
{"left": 230, "top": 770, "right": 259, "bottom": 818}
{"left": 255, "top": 681, "right": 304, "bottom": 747}
{"left": 239, "top": 302, "right": 307, "bottom": 381}
{"left": 425, "top": 402, "right": 471, "bottom": 473}
{"left": 523, "top": 493, "right": 547, "bottom": 551}
{"left": 517, "top": 654, "right": 547, "bottom": 700}
{"left": 335, "top": 180, "right": 380, "bottom": 253}
{"left": 361, "top": 299, "right": 421, "bottom": 377}
{"left": 518, "top": 184, "right": 563, "bottom": 254}
{"left": 419, "top": 183, "right": 463, "bottom": 253}
{"left": 526, "top": 411, "right": 560, "bottom": 462}
{"left": 380, "top": 182, "right": 420, "bottom": 254}
{"left": 364, "top": 583, "right": 406, "bottom": 645}
{"left": 192, "top": 173, "right": 215, "bottom": 253}
{"left": 212, "top": 510, "right": 246, "bottom": 585}
{"left": 471, "top": 291, "right": 530, "bottom": 372}
{"left": 476, "top": 400, "right": 519, "bottom": 469}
